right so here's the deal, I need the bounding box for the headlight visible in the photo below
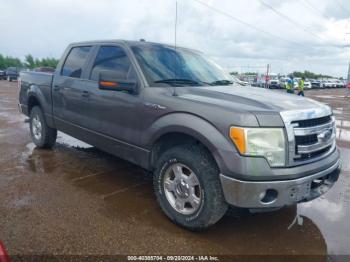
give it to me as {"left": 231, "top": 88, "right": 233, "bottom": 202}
{"left": 230, "top": 127, "right": 286, "bottom": 167}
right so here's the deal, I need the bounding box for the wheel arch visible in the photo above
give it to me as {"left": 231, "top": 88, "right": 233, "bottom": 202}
{"left": 150, "top": 132, "right": 217, "bottom": 169}
{"left": 27, "top": 94, "right": 42, "bottom": 114}
{"left": 26, "top": 85, "right": 55, "bottom": 127}
{"left": 147, "top": 113, "right": 236, "bottom": 174}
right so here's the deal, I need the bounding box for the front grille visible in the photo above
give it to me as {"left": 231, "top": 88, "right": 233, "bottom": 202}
{"left": 292, "top": 116, "right": 331, "bottom": 128}
{"left": 292, "top": 115, "right": 335, "bottom": 162}
{"left": 296, "top": 146, "right": 332, "bottom": 161}
{"left": 295, "top": 134, "right": 318, "bottom": 146}
{"left": 280, "top": 108, "right": 335, "bottom": 166}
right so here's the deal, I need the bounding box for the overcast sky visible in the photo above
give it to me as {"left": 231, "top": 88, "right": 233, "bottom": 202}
{"left": 1, "top": 0, "right": 350, "bottom": 77}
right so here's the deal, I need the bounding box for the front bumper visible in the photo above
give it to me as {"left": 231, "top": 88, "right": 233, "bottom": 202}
{"left": 220, "top": 159, "right": 341, "bottom": 208}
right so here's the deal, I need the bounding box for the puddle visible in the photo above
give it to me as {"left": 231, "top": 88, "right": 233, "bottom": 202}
{"left": 333, "top": 109, "right": 343, "bottom": 115}
{"left": 314, "top": 95, "right": 342, "bottom": 99}
{"left": 0, "top": 111, "right": 25, "bottom": 123}
{"left": 299, "top": 176, "right": 350, "bottom": 255}
{"left": 339, "top": 147, "right": 350, "bottom": 172}
{"left": 56, "top": 132, "right": 92, "bottom": 149}
{"left": 335, "top": 120, "right": 350, "bottom": 129}
{"left": 337, "top": 128, "right": 350, "bottom": 142}
{"left": 8, "top": 195, "right": 35, "bottom": 209}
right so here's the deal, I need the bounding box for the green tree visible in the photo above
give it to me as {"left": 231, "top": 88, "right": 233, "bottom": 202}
{"left": 0, "top": 53, "right": 59, "bottom": 70}
{"left": 291, "top": 70, "right": 333, "bottom": 79}
{"left": 243, "top": 72, "right": 258, "bottom": 76}
{"left": 3, "top": 56, "right": 22, "bottom": 68}
{"left": 34, "top": 58, "right": 40, "bottom": 67}
{"left": 0, "top": 54, "right": 5, "bottom": 69}
{"left": 25, "top": 54, "right": 35, "bottom": 69}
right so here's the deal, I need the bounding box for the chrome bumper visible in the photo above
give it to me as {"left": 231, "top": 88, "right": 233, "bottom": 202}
{"left": 220, "top": 159, "right": 341, "bottom": 208}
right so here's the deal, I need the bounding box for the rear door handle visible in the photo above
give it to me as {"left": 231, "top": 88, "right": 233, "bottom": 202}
{"left": 82, "top": 91, "right": 90, "bottom": 98}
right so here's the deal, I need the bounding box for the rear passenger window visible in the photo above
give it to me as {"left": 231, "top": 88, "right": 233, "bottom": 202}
{"left": 61, "top": 46, "right": 91, "bottom": 78}
{"left": 90, "top": 46, "right": 135, "bottom": 81}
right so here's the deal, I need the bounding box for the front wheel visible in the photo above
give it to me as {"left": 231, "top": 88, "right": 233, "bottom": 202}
{"left": 153, "top": 144, "right": 228, "bottom": 230}
{"left": 29, "top": 106, "right": 57, "bottom": 148}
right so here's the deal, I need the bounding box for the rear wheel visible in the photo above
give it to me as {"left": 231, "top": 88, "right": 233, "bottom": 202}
{"left": 29, "top": 106, "right": 57, "bottom": 149}
{"left": 153, "top": 144, "right": 228, "bottom": 230}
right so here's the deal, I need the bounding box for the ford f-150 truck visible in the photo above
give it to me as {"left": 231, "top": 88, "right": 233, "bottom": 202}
{"left": 19, "top": 40, "right": 341, "bottom": 230}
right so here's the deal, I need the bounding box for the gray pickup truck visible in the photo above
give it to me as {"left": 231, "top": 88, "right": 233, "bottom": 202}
{"left": 19, "top": 40, "right": 341, "bottom": 230}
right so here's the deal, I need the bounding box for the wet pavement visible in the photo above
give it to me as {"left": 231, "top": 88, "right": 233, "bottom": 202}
{"left": 0, "top": 81, "right": 349, "bottom": 257}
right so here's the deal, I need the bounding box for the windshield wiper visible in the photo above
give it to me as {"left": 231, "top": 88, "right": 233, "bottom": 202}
{"left": 210, "top": 80, "right": 234, "bottom": 86}
{"left": 154, "top": 78, "right": 233, "bottom": 87}
{"left": 154, "top": 78, "right": 203, "bottom": 86}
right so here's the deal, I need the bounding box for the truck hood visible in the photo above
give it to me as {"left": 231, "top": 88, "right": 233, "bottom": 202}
{"left": 178, "top": 85, "right": 328, "bottom": 113}
{"left": 176, "top": 85, "right": 331, "bottom": 126}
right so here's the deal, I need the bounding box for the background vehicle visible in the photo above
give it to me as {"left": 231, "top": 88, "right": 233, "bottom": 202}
{"left": 0, "top": 70, "right": 6, "bottom": 80}
{"left": 232, "top": 76, "right": 249, "bottom": 86}
{"left": 268, "top": 79, "right": 280, "bottom": 89}
{"left": 311, "top": 80, "right": 322, "bottom": 89}
{"left": 5, "top": 67, "right": 19, "bottom": 81}
{"left": 18, "top": 40, "right": 341, "bottom": 230}
{"left": 329, "top": 79, "right": 337, "bottom": 88}
{"left": 293, "top": 78, "right": 300, "bottom": 90}
{"left": 304, "top": 80, "right": 312, "bottom": 89}
{"left": 279, "top": 77, "right": 289, "bottom": 89}
{"left": 322, "top": 80, "right": 333, "bottom": 88}
{"left": 335, "top": 80, "right": 345, "bottom": 88}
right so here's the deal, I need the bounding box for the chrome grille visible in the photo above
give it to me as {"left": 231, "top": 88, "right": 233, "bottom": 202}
{"left": 280, "top": 107, "right": 336, "bottom": 166}
{"left": 293, "top": 117, "right": 335, "bottom": 157}
{"left": 292, "top": 116, "right": 331, "bottom": 128}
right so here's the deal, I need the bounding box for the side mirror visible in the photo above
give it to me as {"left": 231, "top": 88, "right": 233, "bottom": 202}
{"left": 98, "top": 71, "right": 138, "bottom": 94}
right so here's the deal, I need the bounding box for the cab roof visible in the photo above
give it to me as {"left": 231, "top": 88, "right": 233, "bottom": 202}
{"left": 69, "top": 39, "right": 199, "bottom": 53}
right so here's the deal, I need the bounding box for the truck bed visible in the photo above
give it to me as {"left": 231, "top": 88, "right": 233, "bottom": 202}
{"left": 19, "top": 71, "right": 54, "bottom": 117}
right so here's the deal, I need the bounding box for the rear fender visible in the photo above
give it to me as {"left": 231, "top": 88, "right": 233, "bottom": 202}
{"left": 27, "top": 85, "right": 55, "bottom": 127}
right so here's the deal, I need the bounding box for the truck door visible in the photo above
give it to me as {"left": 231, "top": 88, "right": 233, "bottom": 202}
{"left": 83, "top": 45, "right": 143, "bottom": 147}
{"left": 52, "top": 45, "right": 93, "bottom": 129}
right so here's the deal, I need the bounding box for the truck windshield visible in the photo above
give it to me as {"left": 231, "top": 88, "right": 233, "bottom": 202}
{"left": 131, "top": 44, "right": 232, "bottom": 87}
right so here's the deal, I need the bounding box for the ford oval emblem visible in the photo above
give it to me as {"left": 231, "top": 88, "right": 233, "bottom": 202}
{"left": 318, "top": 129, "right": 332, "bottom": 142}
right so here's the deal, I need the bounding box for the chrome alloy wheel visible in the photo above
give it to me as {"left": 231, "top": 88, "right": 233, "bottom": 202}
{"left": 163, "top": 163, "right": 202, "bottom": 215}
{"left": 32, "top": 115, "right": 42, "bottom": 141}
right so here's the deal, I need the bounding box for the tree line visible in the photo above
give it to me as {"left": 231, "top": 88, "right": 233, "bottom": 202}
{"left": 291, "top": 70, "right": 334, "bottom": 80}
{"left": 230, "top": 70, "right": 337, "bottom": 79}
{"left": 0, "top": 54, "right": 59, "bottom": 70}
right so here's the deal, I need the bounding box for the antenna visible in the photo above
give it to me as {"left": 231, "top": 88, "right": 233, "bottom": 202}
{"left": 173, "top": 0, "right": 178, "bottom": 96}
{"left": 175, "top": 0, "right": 178, "bottom": 52}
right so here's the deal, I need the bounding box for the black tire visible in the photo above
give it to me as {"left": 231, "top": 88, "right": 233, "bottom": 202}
{"left": 153, "top": 144, "right": 228, "bottom": 231}
{"left": 29, "top": 106, "right": 57, "bottom": 149}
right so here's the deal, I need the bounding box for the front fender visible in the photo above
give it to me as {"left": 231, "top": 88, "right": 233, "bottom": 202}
{"left": 143, "top": 113, "right": 238, "bottom": 175}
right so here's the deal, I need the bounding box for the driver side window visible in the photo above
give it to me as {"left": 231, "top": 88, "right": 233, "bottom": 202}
{"left": 90, "top": 46, "right": 136, "bottom": 81}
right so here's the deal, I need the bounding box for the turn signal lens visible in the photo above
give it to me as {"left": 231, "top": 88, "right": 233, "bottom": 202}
{"left": 99, "top": 81, "right": 118, "bottom": 88}
{"left": 229, "top": 127, "right": 246, "bottom": 154}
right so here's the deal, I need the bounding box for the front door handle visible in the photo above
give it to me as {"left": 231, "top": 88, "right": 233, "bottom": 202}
{"left": 82, "top": 91, "right": 90, "bottom": 98}
{"left": 53, "top": 85, "right": 60, "bottom": 91}
{"left": 144, "top": 102, "right": 166, "bottom": 110}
